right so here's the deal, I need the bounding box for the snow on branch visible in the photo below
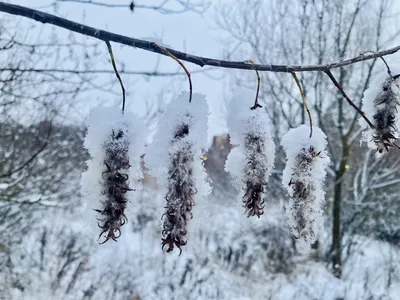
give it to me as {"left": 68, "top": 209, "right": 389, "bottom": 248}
{"left": 225, "top": 90, "right": 275, "bottom": 217}
{"left": 281, "top": 125, "right": 330, "bottom": 244}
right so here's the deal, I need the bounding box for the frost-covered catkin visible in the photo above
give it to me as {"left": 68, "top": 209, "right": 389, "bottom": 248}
{"left": 95, "top": 129, "right": 130, "bottom": 244}
{"left": 360, "top": 74, "right": 400, "bottom": 153}
{"left": 225, "top": 91, "right": 275, "bottom": 218}
{"left": 81, "top": 107, "right": 145, "bottom": 243}
{"left": 145, "top": 92, "right": 210, "bottom": 254}
{"left": 161, "top": 121, "right": 196, "bottom": 254}
{"left": 281, "top": 125, "right": 330, "bottom": 244}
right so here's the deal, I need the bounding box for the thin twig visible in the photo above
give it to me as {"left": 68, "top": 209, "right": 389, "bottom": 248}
{"left": 152, "top": 42, "right": 192, "bottom": 102}
{"left": 56, "top": 0, "right": 208, "bottom": 14}
{"left": 105, "top": 41, "right": 125, "bottom": 113}
{"left": 245, "top": 60, "right": 262, "bottom": 110}
{"left": 0, "top": 2, "right": 399, "bottom": 73}
{"left": 0, "top": 67, "right": 210, "bottom": 76}
{"left": 0, "top": 123, "right": 52, "bottom": 178}
{"left": 380, "top": 57, "right": 392, "bottom": 78}
{"left": 291, "top": 72, "right": 313, "bottom": 138}
{"left": 360, "top": 50, "right": 392, "bottom": 78}
{"left": 324, "top": 70, "right": 375, "bottom": 129}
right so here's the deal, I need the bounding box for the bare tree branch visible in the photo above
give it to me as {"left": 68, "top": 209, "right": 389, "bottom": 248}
{"left": 324, "top": 70, "right": 375, "bottom": 129}
{"left": 56, "top": 0, "right": 210, "bottom": 14}
{"left": 0, "top": 67, "right": 209, "bottom": 76}
{"left": 0, "top": 2, "right": 399, "bottom": 73}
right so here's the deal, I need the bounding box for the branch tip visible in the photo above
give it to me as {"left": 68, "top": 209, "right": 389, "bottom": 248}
{"left": 152, "top": 42, "right": 192, "bottom": 103}
{"left": 291, "top": 72, "right": 313, "bottom": 137}
{"left": 105, "top": 41, "right": 126, "bottom": 113}
{"left": 361, "top": 50, "right": 393, "bottom": 78}
{"left": 245, "top": 60, "right": 262, "bottom": 110}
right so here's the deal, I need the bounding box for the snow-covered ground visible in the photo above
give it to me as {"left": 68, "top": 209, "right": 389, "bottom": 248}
{"left": 4, "top": 183, "right": 399, "bottom": 300}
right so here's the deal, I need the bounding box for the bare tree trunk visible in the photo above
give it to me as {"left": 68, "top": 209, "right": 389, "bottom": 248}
{"left": 332, "top": 135, "right": 349, "bottom": 278}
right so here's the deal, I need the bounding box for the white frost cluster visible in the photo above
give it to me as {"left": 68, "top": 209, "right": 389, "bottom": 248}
{"left": 225, "top": 90, "right": 275, "bottom": 216}
{"left": 281, "top": 125, "right": 330, "bottom": 243}
{"left": 145, "top": 91, "right": 210, "bottom": 197}
{"left": 80, "top": 106, "right": 146, "bottom": 213}
{"left": 359, "top": 68, "right": 400, "bottom": 152}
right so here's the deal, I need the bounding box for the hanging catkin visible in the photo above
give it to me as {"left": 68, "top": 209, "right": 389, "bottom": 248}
{"left": 145, "top": 92, "right": 210, "bottom": 254}
{"left": 81, "top": 107, "right": 145, "bottom": 244}
{"left": 360, "top": 74, "right": 400, "bottom": 153}
{"left": 225, "top": 91, "right": 275, "bottom": 218}
{"left": 96, "top": 129, "right": 131, "bottom": 244}
{"left": 281, "top": 125, "right": 330, "bottom": 244}
{"left": 371, "top": 76, "right": 400, "bottom": 152}
{"left": 161, "top": 121, "right": 196, "bottom": 254}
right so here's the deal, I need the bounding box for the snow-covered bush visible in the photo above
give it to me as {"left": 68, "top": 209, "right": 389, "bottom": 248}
{"left": 263, "top": 227, "right": 296, "bottom": 274}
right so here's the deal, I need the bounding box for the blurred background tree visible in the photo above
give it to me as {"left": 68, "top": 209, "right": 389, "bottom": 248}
{"left": 215, "top": 0, "right": 400, "bottom": 278}
{"left": 0, "top": 0, "right": 399, "bottom": 299}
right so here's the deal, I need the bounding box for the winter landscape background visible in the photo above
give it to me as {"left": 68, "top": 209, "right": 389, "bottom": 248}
{"left": 1, "top": 0, "right": 400, "bottom": 299}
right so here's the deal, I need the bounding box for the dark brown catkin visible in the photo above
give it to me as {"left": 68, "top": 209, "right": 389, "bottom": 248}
{"left": 96, "top": 129, "right": 131, "bottom": 244}
{"left": 161, "top": 123, "right": 196, "bottom": 254}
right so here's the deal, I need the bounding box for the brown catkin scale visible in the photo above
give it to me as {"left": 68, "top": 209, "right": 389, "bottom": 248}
{"left": 161, "top": 122, "right": 196, "bottom": 255}
{"left": 95, "top": 129, "right": 131, "bottom": 244}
